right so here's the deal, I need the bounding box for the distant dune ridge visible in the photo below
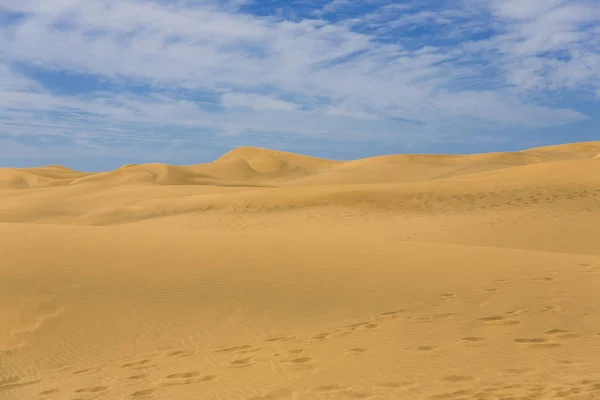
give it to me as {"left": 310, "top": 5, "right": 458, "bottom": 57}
{"left": 1, "top": 141, "right": 599, "bottom": 190}
{"left": 0, "top": 141, "right": 598, "bottom": 225}
{"left": 1, "top": 141, "right": 600, "bottom": 400}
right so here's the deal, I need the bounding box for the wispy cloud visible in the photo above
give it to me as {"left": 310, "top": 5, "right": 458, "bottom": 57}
{"left": 0, "top": 0, "right": 598, "bottom": 168}
{"left": 485, "top": 0, "right": 600, "bottom": 93}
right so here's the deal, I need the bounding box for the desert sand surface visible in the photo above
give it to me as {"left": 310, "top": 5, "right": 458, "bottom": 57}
{"left": 1, "top": 141, "right": 600, "bottom": 400}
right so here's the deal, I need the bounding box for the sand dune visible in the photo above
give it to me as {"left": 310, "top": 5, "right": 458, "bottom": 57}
{"left": 2, "top": 141, "right": 598, "bottom": 191}
{"left": 522, "top": 141, "right": 600, "bottom": 159}
{"left": 1, "top": 141, "right": 599, "bottom": 400}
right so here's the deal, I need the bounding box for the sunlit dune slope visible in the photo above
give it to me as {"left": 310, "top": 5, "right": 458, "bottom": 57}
{"left": 0, "top": 141, "right": 598, "bottom": 226}
{"left": 2, "top": 141, "right": 599, "bottom": 190}
{"left": 521, "top": 140, "right": 600, "bottom": 159}
{"left": 1, "top": 141, "right": 600, "bottom": 400}
{"left": 282, "top": 151, "right": 555, "bottom": 186}
{"left": 0, "top": 166, "right": 90, "bottom": 189}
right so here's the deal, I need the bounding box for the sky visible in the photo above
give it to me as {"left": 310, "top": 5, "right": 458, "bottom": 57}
{"left": 0, "top": 0, "right": 599, "bottom": 171}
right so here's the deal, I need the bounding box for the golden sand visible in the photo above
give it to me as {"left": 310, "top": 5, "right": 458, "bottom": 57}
{"left": 1, "top": 141, "right": 599, "bottom": 400}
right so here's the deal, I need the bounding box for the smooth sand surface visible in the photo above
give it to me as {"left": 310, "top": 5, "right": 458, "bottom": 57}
{"left": 1, "top": 141, "right": 600, "bottom": 400}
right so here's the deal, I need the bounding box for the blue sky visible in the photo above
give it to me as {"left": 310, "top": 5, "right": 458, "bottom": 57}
{"left": 0, "top": 0, "right": 599, "bottom": 171}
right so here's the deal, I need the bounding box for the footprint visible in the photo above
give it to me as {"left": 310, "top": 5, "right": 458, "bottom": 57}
{"left": 73, "top": 369, "right": 93, "bottom": 375}
{"left": 515, "top": 338, "right": 561, "bottom": 348}
{"left": 479, "top": 316, "right": 520, "bottom": 326}
{"left": 505, "top": 367, "right": 535, "bottom": 375}
{"left": 166, "top": 350, "right": 192, "bottom": 357}
{"left": 432, "top": 313, "right": 455, "bottom": 319}
{"left": 166, "top": 371, "right": 200, "bottom": 379}
{"left": 506, "top": 308, "right": 529, "bottom": 315}
{"left": 545, "top": 329, "right": 567, "bottom": 334}
{"left": 198, "top": 374, "right": 219, "bottom": 381}
{"left": 545, "top": 329, "right": 579, "bottom": 340}
{"left": 557, "top": 333, "right": 580, "bottom": 340}
{"left": 557, "top": 359, "right": 581, "bottom": 366}
{"left": 344, "top": 348, "right": 368, "bottom": 355}
{"left": 282, "top": 357, "right": 313, "bottom": 364}
{"left": 162, "top": 379, "right": 196, "bottom": 387}
{"left": 131, "top": 388, "right": 158, "bottom": 397}
{"left": 122, "top": 359, "right": 152, "bottom": 368}
{"left": 479, "top": 316, "right": 504, "bottom": 321}
{"left": 75, "top": 387, "right": 109, "bottom": 393}
{"left": 214, "top": 344, "right": 253, "bottom": 353}
{"left": 126, "top": 375, "right": 146, "bottom": 380}
{"left": 229, "top": 357, "right": 255, "bottom": 368}
{"left": 442, "top": 375, "right": 474, "bottom": 383}
{"left": 440, "top": 293, "right": 455, "bottom": 299}
{"left": 280, "top": 356, "right": 314, "bottom": 371}
{"left": 312, "top": 332, "right": 331, "bottom": 341}
{"left": 532, "top": 277, "right": 555, "bottom": 282}
{"left": 460, "top": 336, "right": 486, "bottom": 342}
{"left": 515, "top": 338, "right": 547, "bottom": 343}
{"left": 39, "top": 389, "right": 60, "bottom": 395}
{"left": 541, "top": 305, "right": 564, "bottom": 312}
{"left": 265, "top": 336, "right": 295, "bottom": 342}
{"left": 380, "top": 309, "right": 404, "bottom": 317}
{"left": 411, "top": 315, "right": 435, "bottom": 323}
{"left": 239, "top": 347, "right": 262, "bottom": 354}
{"left": 346, "top": 322, "right": 368, "bottom": 331}
{"left": 416, "top": 345, "right": 438, "bottom": 351}
{"left": 313, "top": 384, "right": 349, "bottom": 393}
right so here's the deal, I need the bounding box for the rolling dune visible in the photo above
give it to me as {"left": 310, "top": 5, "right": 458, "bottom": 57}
{"left": 1, "top": 141, "right": 599, "bottom": 400}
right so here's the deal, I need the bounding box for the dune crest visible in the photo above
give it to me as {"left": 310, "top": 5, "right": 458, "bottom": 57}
{"left": 215, "top": 146, "right": 339, "bottom": 171}
{"left": 522, "top": 140, "right": 600, "bottom": 158}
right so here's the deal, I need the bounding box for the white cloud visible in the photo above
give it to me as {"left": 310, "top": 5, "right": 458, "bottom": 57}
{"left": 480, "top": 0, "right": 600, "bottom": 93}
{"left": 0, "top": 0, "right": 597, "bottom": 156}
{"left": 491, "top": 0, "right": 568, "bottom": 20}
{"left": 0, "top": 64, "right": 40, "bottom": 91}
{"left": 318, "top": 0, "right": 353, "bottom": 15}
{"left": 221, "top": 92, "right": 299, "bottom": 112}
